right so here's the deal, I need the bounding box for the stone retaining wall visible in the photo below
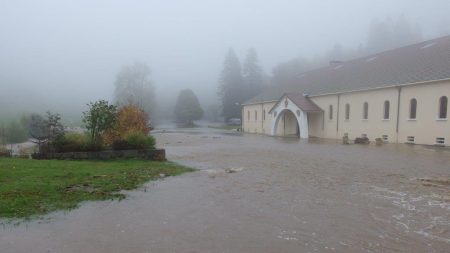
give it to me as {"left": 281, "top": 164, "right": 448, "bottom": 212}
{"left": 31, "top": 149, "right": 165, "bottom": 161}
{"left": 0, "top": 151, "right": 12, "bottom": 157}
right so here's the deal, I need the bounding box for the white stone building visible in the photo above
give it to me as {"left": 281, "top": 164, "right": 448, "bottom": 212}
{"left": 242, "top": 35, "right": 450, "bottom": 146}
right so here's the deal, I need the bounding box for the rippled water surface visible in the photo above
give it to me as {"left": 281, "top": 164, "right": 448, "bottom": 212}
{"left": 1, "top": 127, "right": 450, "bottom": 253}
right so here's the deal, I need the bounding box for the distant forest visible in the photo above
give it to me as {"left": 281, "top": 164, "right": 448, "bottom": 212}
{"left": 271, "top": 15, "right": 424, "bottom": 86}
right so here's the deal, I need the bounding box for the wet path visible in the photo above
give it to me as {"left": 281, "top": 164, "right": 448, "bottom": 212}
{"left": 1, "top": 128, "right": 450, "bottom": 252}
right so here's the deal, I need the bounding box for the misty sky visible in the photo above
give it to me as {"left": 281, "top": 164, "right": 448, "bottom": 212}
{"left": 1, "top": 0, "right": 450, "bottom": 119}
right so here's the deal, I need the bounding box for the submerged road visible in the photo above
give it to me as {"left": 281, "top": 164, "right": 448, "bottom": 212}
{"left": 1, "top": 127, "right": 450, "bottom": 252}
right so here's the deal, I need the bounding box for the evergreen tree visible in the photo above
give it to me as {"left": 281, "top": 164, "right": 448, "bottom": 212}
{"left": 175, "top": 89, "right": 203, "bottom": 125}
{"left": 272, "top": 15, "right": 423, "bottom": 87}
{"left": 218, "top": 49, "right": 244, "bottom": 120}
{"left": 243, "top": 48, "right": 264, "bottom": 100}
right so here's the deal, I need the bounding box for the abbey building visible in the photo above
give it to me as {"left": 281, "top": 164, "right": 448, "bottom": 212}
{"left": 242, "top": 35, "right": 450, "bottom": 146}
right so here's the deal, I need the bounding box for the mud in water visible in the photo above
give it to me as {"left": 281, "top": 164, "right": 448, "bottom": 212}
{"left": 1, "top": 128, "right": 450, "bottom": 253}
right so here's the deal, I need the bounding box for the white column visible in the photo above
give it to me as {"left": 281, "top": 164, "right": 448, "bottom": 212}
{"left": 298, "top": 111, "right": 309, "bottom": 139}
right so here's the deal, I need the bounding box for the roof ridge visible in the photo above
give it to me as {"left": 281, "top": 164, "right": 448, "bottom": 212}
{"left": 293, "top": 34, "right": 450, "bottom": 78}
{"left": 244, "top": 34, "right": 450, "bottom": 105}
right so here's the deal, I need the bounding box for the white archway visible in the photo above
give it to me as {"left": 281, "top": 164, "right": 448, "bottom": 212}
{"left": 272, "top": 109, "right": 300, "bottom": 137}
{"left": 270, "top": 97, "right": 309, "bottom": 139}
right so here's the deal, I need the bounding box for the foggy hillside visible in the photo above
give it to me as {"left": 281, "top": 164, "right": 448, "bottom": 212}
{"left": 1, "top": 0, "right": 450, "bottom": 124}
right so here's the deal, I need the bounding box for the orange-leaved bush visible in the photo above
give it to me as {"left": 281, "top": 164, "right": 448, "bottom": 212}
{"left": 104, "top": 104, "right": 151, "bottom": 145}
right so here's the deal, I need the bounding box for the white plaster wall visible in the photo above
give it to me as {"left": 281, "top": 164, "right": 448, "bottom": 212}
{"left": 308, "top": 95, "right": 339, "bottom": 139}
{"left": 336, "top": 87, "right": 399, "bottom": 142}
{"left": 242, "top": 102, "right": 276, "bottom": 134}
{"left": 398, "top": 81, "right": 450, "bottom": 145}
{"left": 243, "top": 81, "right": 450, "bottom": 146}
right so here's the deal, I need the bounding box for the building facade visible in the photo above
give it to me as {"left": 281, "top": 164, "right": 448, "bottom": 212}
{"left": 242, "top": 36, "right": 450, "bottom": 146}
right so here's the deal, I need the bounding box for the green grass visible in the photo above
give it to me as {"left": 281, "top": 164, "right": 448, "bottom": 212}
{"left": 0, "top": 158, "right": 193, "bottom": 219}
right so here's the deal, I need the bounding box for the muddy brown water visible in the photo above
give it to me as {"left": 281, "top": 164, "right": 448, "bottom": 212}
{"left": 1, "top": 128, "right": 450, "bottom": 253}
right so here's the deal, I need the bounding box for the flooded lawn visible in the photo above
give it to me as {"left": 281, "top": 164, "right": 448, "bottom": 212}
{"left": 1, "top": 128, "right": 450, "bottom": 252}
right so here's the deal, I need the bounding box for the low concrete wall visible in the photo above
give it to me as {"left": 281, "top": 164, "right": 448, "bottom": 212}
{"left": 31, "top": 149, "right": 166, "bottom": 161}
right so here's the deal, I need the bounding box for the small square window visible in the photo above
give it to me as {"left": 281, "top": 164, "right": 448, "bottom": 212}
{"left": 407, "top": 136, "right": 415, "bottom": 144}
{"left": 436, "top": 137, "right": 445, "bottom": 146}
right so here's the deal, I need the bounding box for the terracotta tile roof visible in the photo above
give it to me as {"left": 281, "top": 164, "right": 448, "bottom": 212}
{"left": 244, "top": 35, "right": 450, "bottom": 105}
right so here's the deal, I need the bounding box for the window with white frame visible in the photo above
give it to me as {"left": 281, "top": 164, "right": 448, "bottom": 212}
{"left": 439, "top": 96, "right": 448, "bottom": 119}
{"left": 409, "top": 98, "right": 417, "bottom": 119}
{"left": 345, "top": 103, "right": 350, "bottom": 120}
{"left": 436, "top": 137, "right": 445, "bottom": 145}
{"left": 383, "top": 100, "right": 390, "bottom": 119}
{"left": 407, "top": 136, "right": 415, "bottom": 143}
{"left": 363, "top": 102, "right": 369, "bottom": 120}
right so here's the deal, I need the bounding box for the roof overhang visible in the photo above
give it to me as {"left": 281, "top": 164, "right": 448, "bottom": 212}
{"left": 268, "top": 92, "right": 323, "bottom": 113}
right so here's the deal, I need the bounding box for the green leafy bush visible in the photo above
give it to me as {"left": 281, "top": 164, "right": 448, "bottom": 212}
{"left": 112, "top": 132, "right": 155, "bottom": 150}
{"left": 53, "top": 133, "right": 102, "bottom": 152}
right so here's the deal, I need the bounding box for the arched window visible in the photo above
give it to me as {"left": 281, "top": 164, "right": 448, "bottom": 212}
{"left": 363, "top": 102, "right": 369, "bottom": 119}
{"left": 439, "top": 96, "right": 448, "bottom": 119}
{"left": 383, "top": 100, "right": 390, "bottom": 119}
{"left": 410, "top": 98, "right": 417, "bottom": 119}
{"left": 345, "top": 103, "right": 350, "bottom": 120}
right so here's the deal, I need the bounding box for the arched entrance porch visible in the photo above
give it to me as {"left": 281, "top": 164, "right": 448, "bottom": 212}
{"left": 272, "top": 109, "right": 300, "bottom": 137}
{"left": 269, "top": 93, "right": 320, "bottom": 139}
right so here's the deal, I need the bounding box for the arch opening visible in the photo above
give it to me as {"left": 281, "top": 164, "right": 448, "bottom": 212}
{"left": 272, "top": 109, "right": 300, "bottom": 138}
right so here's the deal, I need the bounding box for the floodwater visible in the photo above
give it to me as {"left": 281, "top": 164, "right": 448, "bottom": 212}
{"left": 1, "top": 127, "right": 450, "bottom": 253}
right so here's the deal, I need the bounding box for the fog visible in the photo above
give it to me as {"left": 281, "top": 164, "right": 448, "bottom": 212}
{"left": 1, "top": 0, "right": 449, "bottom": 123}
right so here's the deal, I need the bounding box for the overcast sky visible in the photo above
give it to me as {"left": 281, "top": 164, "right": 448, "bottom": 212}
{"left": 1, "top": 0, "right": 450, "bottom": 118}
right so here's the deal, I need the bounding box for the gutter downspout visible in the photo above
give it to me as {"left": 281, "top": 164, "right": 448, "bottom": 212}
{"left": 336, "top": 94, "right": 340, "bottom": 138}
{"left": 261, "top": 103, "right": 264, "bottom": 133}
{"left": 322, "top": 111, "right": 325, "bottom": 131}
{"left": 241, "top": 106, "right": 244, "bottom": 132}
{"left": 396, "top": 86, "right": 402, "bottom": 143}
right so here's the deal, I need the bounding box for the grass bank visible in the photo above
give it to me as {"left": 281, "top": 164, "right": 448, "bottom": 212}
{"left": 0, "top": 158, "right": 193, "bottom": 219}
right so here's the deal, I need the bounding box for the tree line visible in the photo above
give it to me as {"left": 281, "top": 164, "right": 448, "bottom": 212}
{"left": 114, "top": 62, "right": 203, "bottom": 126}
{"left": 218, "top": 48, "right": 265, "bottom": 120}
{"left": 272, "top": 15, "right": 423, "bottom": 86}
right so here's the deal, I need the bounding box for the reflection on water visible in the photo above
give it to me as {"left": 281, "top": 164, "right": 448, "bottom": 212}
{"left": 1, "top": 127, "right": 450, "bottom": 253}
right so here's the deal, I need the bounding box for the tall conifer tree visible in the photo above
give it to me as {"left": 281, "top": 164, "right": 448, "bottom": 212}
{"left": 243, "top": 48, "right": 263, "bottom": 99}
{"left": 218, "top": 49, "right": 244, "bottom": 120}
